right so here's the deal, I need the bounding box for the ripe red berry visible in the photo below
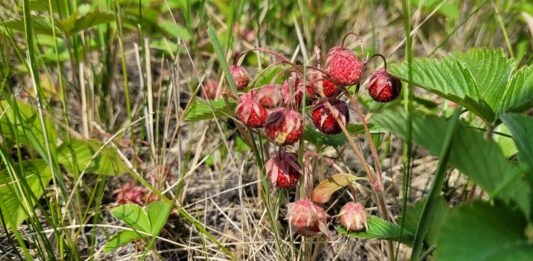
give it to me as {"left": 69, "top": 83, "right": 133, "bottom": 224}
{"left": 255, "top": 84, "right": 283, "bottom": 108}
{"left": 367, "top": 68, "right": 402, "bottom": 102}
{"left": 321, "top": 79, "right": 340, "bottom": 97}
{"left": 265, "top": 108, "right": 304, "bottom": 145}
{"left": 325, "top": 46, "right": 364, "bottom": 86}
{"left": 230, "top": 65, "right": 250, "bottom": 91}
{"left": 203, "top": 79, "right": 220, "bottom": 100}
{"left": 311, "top": 98, "right": 349, "bottom": 135}
{"left": 287, "top": 199, "right": 328, "bottom": 236}
{"left": 338, "top": 202, "right": 367, "bottom": 232}
{"left": 265, "top": 152, "right": 301, "bottom": 189}
{"left": 235, "top": 91, "right": 268, "bottom": 128}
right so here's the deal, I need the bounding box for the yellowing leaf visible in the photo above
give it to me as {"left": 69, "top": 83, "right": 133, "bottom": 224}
{"left": 312, "top": 174, "right": 357, "bottom": 204}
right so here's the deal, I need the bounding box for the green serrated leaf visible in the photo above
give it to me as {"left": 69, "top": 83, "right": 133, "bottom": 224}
{"left": 103, "top": 230, "right": 143, "bottom": 253}
{"left": 0, "top": 160, "right": 52, "bottom": 228}
{"left": 337, "top": 216, "right": 414, "bottom": 245}
{"left": 389, "top": 48, "right": 532, "bottom": 123}
{"left": 252, "top": 64, "right": 291, "bottom": 88}
{"left": 498, "top": 65, "right": 533, "bottom": 114}
{"left": 57, "top": 138, "right": 130, "bottom": 176}
{"left": 371, "top": 109, "right": 530, "bottom": 216}
{"left": 436, "top": 201, "right": 533, "bottom": 261}
{"left": 110, "top": 204, "right": 151, "bottom": 233}
{"left": 183, "top": 98, "right": 235, "bottom": 122}
{"left": 452, "top": 49, "right": 515, "bottom": 109}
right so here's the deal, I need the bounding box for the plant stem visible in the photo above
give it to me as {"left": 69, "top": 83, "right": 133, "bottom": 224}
{"left": 341, "top": 89, "right": 384, "bottom": 191}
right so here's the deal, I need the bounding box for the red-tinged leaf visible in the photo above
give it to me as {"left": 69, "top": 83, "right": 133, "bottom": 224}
{"left": 312, "top": 174, "right": 357, "bottom": 203}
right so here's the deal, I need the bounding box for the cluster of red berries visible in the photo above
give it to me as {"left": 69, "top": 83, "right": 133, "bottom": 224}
{"left": 226, "top": 33, "right": 399, "bottom": 236}
{"left": 114, "top": 184, "right": 157, "bottom": 206}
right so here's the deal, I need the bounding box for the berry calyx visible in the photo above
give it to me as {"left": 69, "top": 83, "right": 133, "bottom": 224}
{"left": 255, "top": 84, "right": 283, "bottom": 108}
{"left": 287, "top": 199, "right": 328, "bottom": 237}
{"left": 235, "top": 91, "right": 268, "bottom": 128}
{"left": 265, "top": 108, "right": 304, "bottom": 145}
{"left": 338, "top": 202, "right": 367, "bottom": 232}
{"left": 325, "top": 46, "right": 364, "bottom": 86}
{"left": 367, "top": 68, "right": 402, "bottom": 102}
{"left": 311, "top": 98, "right": 349, "bottom": 135}
{"left": 230, "top": 65, "right": 250, "bottom": 91}
{"left": 265, "top": 152, "right": 301, "bottom": 189}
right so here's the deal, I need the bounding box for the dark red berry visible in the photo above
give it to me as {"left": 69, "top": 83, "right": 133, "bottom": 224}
{"left": 325, "top": 46, "right": 364, "bottom": 86}
{"left": 311, "top": 99, "right": 349, "bottom": 135}
{"left": 265, "top": 108, "right": 304, "bottom": 145}
{"left": 367, "top": 68, "right": 402, "bottom": 102}
{"left": 235, "top": 91, "right": 268, "bottom": 128}
{"left": 265, "top": 152, "right": 301, "bottom": 189}
{"left": 230, "top": 65, "right": 250, "bottom": 91}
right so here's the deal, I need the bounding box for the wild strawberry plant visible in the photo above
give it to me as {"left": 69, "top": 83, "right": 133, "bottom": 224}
{"left": 184, "top": 29, "right": 533, "bottom": 260}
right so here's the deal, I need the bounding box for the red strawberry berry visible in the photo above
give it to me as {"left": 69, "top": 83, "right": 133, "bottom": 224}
{"left": 338, "top": 202, "right": 367, "bottom": 231}
{"left": 287, "top": 199, "right": 328, "bottom": 236}
{"left": 311, "top": 98, "right": 349, "bottom": 135}
{"left": 265, "top": 152, "right": 301, "bottom": 189}
{"left": 255, "top": 84, "right": 283, "bottom": 108}
{"left": 325, "top": 46, "right": 364, "bottom": 86}
{"left": 321, "top": 79, "right": 340, "bottom": 97}
{"left": 235, "top": 91, "right": 268, "bottom": 128}
{"left": 265, "top": 108, "right": 304, "bottom": 145}
{"left": 230, "top": 65, "right": 250, "bottom": 91}
{"left": 367, "top": 68, "right": 402, "bottom": 102}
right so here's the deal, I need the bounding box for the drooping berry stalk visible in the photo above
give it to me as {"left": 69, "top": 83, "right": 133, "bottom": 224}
{"left": 317, "top": 94, "right": 390, "bottom": 221}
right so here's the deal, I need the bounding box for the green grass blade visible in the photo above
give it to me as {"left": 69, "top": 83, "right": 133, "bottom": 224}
{"left": 410, "top": 107, "right": 462, "bottom": 261}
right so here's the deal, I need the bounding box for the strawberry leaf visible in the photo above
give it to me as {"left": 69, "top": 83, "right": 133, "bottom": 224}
{"left": 337, "top": 216, "right": 414, "bottom": 245}
{"left": 371, "top": 109, "right": 531, "bottom": 217}
{"left": 435, "top": 201, "right": 533, "bottom": 261}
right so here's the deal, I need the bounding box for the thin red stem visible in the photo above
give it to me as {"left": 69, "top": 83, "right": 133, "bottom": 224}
{"left": 366, "top": 53, "right": 388, "bottom": 70}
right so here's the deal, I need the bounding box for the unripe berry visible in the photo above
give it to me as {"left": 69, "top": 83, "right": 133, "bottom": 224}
{"left": 325, "top": 46, "right": 364, "bottom": 86}
{"left": 203, "top": 79, "right": 220, "bottom": 100}
{"left": 311, "top": 99, "right": 349, "bottom": 135}
{"left": 367, "top": 68, "right": 402, "bottom": 102}
{"left": 287, "top": 199, "right": 328, "bottom": 236}
{"left": 235, "top": 91, "right": 268, "bottom": 128}
{"left": 265, "top": 108, "right": 304, "bottom": 145}
{"left": 230, "top": 65, "right": 250, "bottom": 91}
{"left": 338, "top": 202, "right": 367, "bottom": 232}
{"left": 255, "top": 84, "right": 283, "bottom": 108}
{"left": 265, "top": 152, "right": 301, "bottom": 189}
